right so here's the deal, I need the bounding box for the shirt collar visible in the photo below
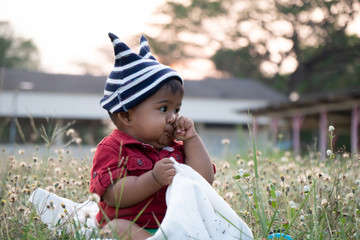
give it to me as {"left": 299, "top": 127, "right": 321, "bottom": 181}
{"left": 112, "top": 129, "right": 178, "bottom": 152}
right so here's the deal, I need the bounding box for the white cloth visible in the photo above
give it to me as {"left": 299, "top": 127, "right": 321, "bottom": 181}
{"left": 28, "top": 188, "right": 99, "bottom": 238}
{"left": 28, "top": 158, "right": 253, "bottom": 240}
{"left": 147, "top": 158, "right": 253, "bottom": 240}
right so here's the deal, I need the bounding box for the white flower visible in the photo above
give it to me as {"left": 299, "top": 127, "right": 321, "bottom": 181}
{"left": 88, "top": 193, "right": 100, "bottom": 203}
{"left": 289, "top": 201, "right": 296, "bottom": 209}
{"left": 221, "top": 138, "right": 230, "bottom": 145}
{"left": 238, "top": 169, "right": 244, "bottom": 177}
{"left": 275, "top": 191, "right": 281, "bottom": 198}
{"left": 225, "top": 192, "right": 233, "bottom": 199}
{"left": 75, "top": 138, "right": 82, "bottom": 144}
{"left": 222, "top": 162, "right": 230, "bottom": 169}
{"left": 355, "top": 179, "right": 360, "bottom": 185}
{"left": 326, "top": 149, "right": 333, "bottom": 156}
{"left": 212, "top": 180, "right": 220, "bottom": 187}
{"left": 345, "top": 193, "right": 354, "bottom": 200}
{"left": 303, "top": 185, "right": 310, "bottom": 193}
{"left": 66, "top": 129, "right": 75, "bottom": 136}
{"left": 328, "top": 125, "right": 335, "bottom": 132}
{"left": 55, "top": 148, "right": 64, "bottom": 155}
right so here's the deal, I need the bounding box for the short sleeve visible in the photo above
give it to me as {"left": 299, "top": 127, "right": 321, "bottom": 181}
{"left": 89, "top": 144, "right": 127, "bottom": 196}
{"left": 212, "top": 163, "right": 216, "bottom": 174}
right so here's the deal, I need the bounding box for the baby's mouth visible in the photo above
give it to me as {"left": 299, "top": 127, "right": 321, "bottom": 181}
{"left": 165, "top": 125, "right": 175, "bottom": 137}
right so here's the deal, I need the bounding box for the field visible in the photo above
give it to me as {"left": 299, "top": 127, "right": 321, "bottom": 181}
{"left": 0, "top": 124, "right": 359, "bottom": 239}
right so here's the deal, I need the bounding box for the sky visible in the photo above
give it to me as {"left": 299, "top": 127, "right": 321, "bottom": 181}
{"left": 0, "top": 0, "right": 172, "bottom": 76}
{"left": 1, "top": 0, "right": 359, "bottom": 79}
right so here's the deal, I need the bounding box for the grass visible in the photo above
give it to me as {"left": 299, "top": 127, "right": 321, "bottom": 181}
{"left": 0, "top": 121, "right": 359, "bottom": 239}
{"left": 217, "top": 126, "right": 360, "bottom": 239}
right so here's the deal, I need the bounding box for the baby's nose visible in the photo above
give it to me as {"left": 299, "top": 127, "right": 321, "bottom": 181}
{"left": 167, "top": 113, "right": 176, "bottom": 124}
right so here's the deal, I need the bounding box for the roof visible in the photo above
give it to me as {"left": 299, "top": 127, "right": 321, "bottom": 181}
{"left": 184, "top": 78, "right": 286, "bottom": 102}
{"left": 247, "top": 88, "right": 360, "bottom": 117}
{"left": 0, "top": 68, "right": 105, "bottom": 95}
{"left": 0, "top": 68, "right": 286, "bottom": 102}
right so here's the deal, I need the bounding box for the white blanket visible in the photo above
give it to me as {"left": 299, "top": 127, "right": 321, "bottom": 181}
{"left": 28, "top": 158, "right": 253, "bottom": 240}
{"left": 28, "top": 188, "right": 98, "bottom": 237}
{"left": 147, "top": 158, "right": 253, "bottom": 240}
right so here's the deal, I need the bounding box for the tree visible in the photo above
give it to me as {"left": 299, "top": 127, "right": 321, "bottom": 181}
{"left": 0, "top": 21, "right": 40, "bottom": 70}
{"left": 149, "top": 0, "right": 360, "bottom": 94}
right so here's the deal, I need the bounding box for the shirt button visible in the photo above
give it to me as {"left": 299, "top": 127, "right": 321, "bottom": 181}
{"left": 137, "top": 159, "right": 143, "bottom": 166}
{"left": 93, "top": 172, "right": 97, "bottom": 178}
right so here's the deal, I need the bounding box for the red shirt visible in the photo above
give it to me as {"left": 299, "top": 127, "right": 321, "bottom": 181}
{"left": 89, "top": 129, "right": 185, "bottom": 228}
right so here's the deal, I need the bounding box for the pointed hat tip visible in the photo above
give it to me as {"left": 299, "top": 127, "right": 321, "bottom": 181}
{"left": 108, "top": 32, "right": 118, "bottom": 41}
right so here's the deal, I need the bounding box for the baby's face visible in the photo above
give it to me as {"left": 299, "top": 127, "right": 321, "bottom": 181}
{"left": 127, "top": 84, "right": 183, "bottom": 149}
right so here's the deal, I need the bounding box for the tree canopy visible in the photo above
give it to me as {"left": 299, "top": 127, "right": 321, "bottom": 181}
{"left": 149, "top": 0, "right": 360, "bottom": 94}
{"left": 0, "top": 21, "right": 40, "bottom": 70}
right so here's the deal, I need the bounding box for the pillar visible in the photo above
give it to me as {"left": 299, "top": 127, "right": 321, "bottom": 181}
{"left": 292, "top": 114, "right": 304, "bottom": 157}
{"left": 319, "top": 110, "right": 328, "bottom": 160}
{"left": 351, "top": 105, "right": 359, "bottom": 155}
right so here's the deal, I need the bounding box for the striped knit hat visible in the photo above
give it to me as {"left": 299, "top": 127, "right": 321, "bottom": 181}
{"left": 100, "top": 33, "right": 183, "bottom": 113}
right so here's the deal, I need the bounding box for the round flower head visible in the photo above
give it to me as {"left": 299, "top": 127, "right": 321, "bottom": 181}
{"left": 100, "top": 33, "right": 183, "bottom": 113}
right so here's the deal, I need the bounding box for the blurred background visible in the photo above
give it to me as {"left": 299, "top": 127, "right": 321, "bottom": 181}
{"left": 1, "top": 0, "right": 360, "bottom": 158}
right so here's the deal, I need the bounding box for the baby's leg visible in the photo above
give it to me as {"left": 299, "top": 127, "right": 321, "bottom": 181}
{"left": 102, "top": 219, "right": 152, "bottom": 240}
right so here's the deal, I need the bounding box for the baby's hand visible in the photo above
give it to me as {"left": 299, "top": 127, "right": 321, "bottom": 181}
{"left": 173, "top": 116, "right": 197, "bottom": 142}
{"left": 152, "top": 158, "right": 175, "bottom": 186}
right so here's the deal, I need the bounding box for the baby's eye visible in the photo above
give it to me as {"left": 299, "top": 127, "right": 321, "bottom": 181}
{"left": 174, "top": 108, "right": 180, "bottom": 114}
{"left": 160, "top": 106, "right": 168, "bottom": 112}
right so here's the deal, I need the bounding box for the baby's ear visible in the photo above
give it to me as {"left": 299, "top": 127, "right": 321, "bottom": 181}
{"left": 115, "top": 112, "right": 131, "bottom": 126}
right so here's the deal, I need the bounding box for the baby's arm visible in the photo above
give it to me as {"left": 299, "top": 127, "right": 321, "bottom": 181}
{"left": 174, "top": 116, "right": 214, "bottom": 184}
{"left": 103, "top": 158, "right": 175, "bottom": 208}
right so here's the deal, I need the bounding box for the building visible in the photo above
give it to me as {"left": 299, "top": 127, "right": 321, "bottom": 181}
{"left": 0, "top": 68, "right": 287, "bottom": 157}
{"left": 248, "top": 89, "right": 360, "bottom": 158}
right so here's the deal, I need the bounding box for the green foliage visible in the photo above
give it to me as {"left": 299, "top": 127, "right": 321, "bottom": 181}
{"left": 1, "top": 120, "right": 360, "bottom": 239}
{"left": 220, "top": 125, "right": 360, "bottom": 239}
{"left": 289, "top": 32, "right": 360, "bottom": 93}
{"left": 211, "top": 48, "right": 263, "bottom": 80}
{"left": 39, "top": 119, "right": 76, "bottom": 148}
{"left": 151, "top": 0, "right": 360, "bottom": 94}
{"left": 0, "top": 21, "right": 40, "bottom": 70}
{"left": 0, "top": 119, "right": 101, "bottom": 239}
